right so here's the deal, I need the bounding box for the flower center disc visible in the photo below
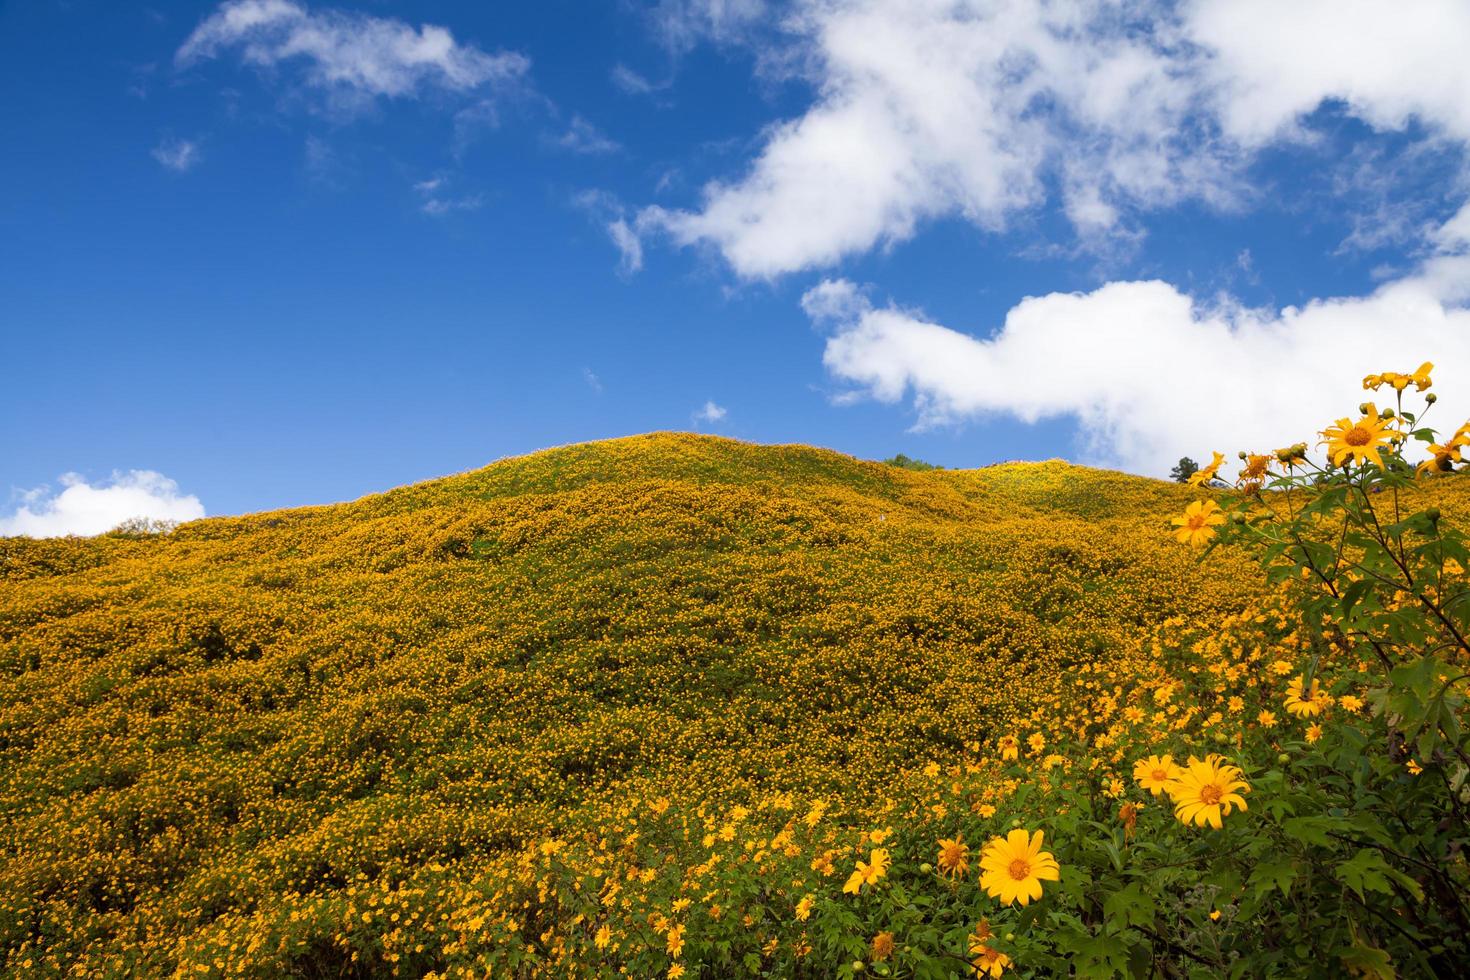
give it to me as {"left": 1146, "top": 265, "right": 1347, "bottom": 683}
{"left": 1200, "top": 785, "right": 1222, "bottom": 805}
{"left": 1007, "top": 858, "right": 1031, "bottom": 881}
{"left": 1345, "top": 427, "right": 1372, "bottom": 446}
{"left": 1151, "top": 769, "right": 1168, "bottom": 781}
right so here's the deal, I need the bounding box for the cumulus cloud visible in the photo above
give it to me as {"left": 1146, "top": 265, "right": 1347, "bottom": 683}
{"left": 807, "top": 221, "right": 1470, "bottom": 477}
{"left": 176, "top": 0, "right": 529, "bottom": 109}
{"left": 642, "top": 0, "right": 1470, "bottom": 278}
{"left": 693, "top": 400, "right": 728, "bottom": 424}
{"left": 152, "top": 137, "right": 203, "bottom": 172}
{"left": 1, "top": 471, "right": 206, "bottom": 538}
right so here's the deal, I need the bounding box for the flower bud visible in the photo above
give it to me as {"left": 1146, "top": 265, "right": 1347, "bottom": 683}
{"left": 1005, "top": 933, "right": 1016, "bottom": 942}
{"left": 919, "top": 862, "right": 933, "bottom": 874}
{"left": 1277, "top": 752, "right": 1291, "bottom": 764}
{"left": 1237, "top": 451, "right": 1248, "bottom": 460}
{"left": 853, "top": 961, "right": 866, "bottom": 973}
{"left": 1426, "top": 393, "right": 1438, "bottom": 404}
{"left": 1382, "top": 408, "right": 1395, "bottom": 419}
{"left": 1359, "top": 403, "right": 1370, "bottom": 415}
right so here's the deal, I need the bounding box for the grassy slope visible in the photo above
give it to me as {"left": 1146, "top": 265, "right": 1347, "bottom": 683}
{"left": 3, "top": 434, "right": 1461, "bottom": 974}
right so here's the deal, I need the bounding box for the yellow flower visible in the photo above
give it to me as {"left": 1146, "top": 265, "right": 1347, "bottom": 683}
{"left": 666, "top": 923, "right": 685, "bottom": 957}
{"left": 1305, "top": 724, "right": 1322, "bottom": 743}
{"left": 1188, "top": 451, "right": 1225, "bottom": 486}
{"left": 1257, "top": 710, "right": 1277, "bottom": 728}
{"left": 594, "top": 924, "right": 611, "bottom": 950}
{"left": 1417, "top": 441, "right": 1463, "bottom": 476}
{"left": 1118, "top": 801, "right": 1141, "bottom": 838}
{"left": 842, "top": 848, "right": 890, "bottom": 894}
{"left": 978, "top": 829, "right": 1060, "bottom": 906}
{"left": 997, "top": 735, "right": 1019, "bottom": 761}
{"left": 1411, "top": 361, "right": 1434, "bottom": 390}
{"left": 1284, "top": 675, "right": 1325, "bottom": 717}
{"left": 1238, "top": 453, "right": 1272, "bottom": 491}
{"left": 1133, "top": 754, "right": 1182, "bottom": 796}
{"left": 1270, "top": 659, "right": 1294, "bottom": 676}
{"left": 871, "top": 932, "right": 895, "bottom": 962}
{"left": 1168, "top": 754, "right": 1250, "bottom": 829}
{"left": 937, "top": 837, "right": 970, "bottom": 879}
{"left": 1172, "top": 500, "right": 1226, "bottom": 548}
{"left": 1321, "top": 406, "right": 1395, "bottom": 468}
{"left": 1027, "top": 732, "right": 1046, "bottom": 755}
{"left": 794, "top": 894, "right": 815, "bottom": 921}
{"left": 1406, "top": 759, "right": 1423, "bottom": 775}
{"left": 1338, "top": 694, "right": 1363, "bottom": 713}
{"left": 668, "top": 965, "right": 685, "bottom": 979}
{"left": 968, "top": 919, "right": 1012, "bottom": 978}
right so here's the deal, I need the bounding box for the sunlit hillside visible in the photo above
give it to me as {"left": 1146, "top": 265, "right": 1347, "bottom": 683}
{"left": 3, "top": 433, "right": 1467, "bottom": 977}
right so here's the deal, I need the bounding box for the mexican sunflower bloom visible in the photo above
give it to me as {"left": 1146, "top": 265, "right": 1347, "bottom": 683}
{"left": 1284, "top": 675, "right": 1328, "bottom": 717}
{"left": 1188, "top": 451, "right": 1225, "bottom": 486}
{"left": 1417, "top": 440, "right": 1463, "bottom": 476}
{"left": 997, "top": 735, "right": 1019, "bottom": 761}
{"left": 1172, "top": 500, "right": 1225, "bottom": 548}
{"left": 1321, "top": 406, "right": 1395, "bottom": 468}
{"left": 979, "top": 830, "right": 1060, "bottom": 906}
{"left": 871, "top": 932, "right": 895, "bottom": 962}
{"left": 1133, "top": 754, "right": 1182, "bottom": 796}
{"left": 843, "top": 848, "right": 890, "bottom": 894}
{"left": 937, "top": 838, "right": 970, "bottom": 879}
{"left": 1168, "top": 755, "right": 1250, "bottom": 829}
{"left": 968, "top": 919, "right": 1012, "bottom": 978}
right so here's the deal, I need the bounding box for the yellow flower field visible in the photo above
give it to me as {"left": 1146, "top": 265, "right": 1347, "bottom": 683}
{"left": 1, "top": 430, "right": 1467, "bottom": 977}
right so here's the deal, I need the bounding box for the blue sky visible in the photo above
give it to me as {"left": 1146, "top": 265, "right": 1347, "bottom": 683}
{"left": 4, "top": 0, "right": 1470, "bottom": 534}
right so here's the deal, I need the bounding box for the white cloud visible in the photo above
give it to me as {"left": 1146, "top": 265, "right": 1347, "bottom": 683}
{"left": 419, "top": 195, "right": 483, "bottom": 216}
{"left": 1, "top": 471, "right": 206, "bottom": 538}
{"left": 649, "top": 0, "right": 768, "bottom": 53}
{"left": 1189, "top": 0, "right": 1470, "bottom": 146}
{"left": 555, "top": 116, "right": 621, "bottom": 155}
{"left": 608, "top": 219, "right": 644, "bottom": 274}
{"left": 177, "top": 0, "right": 529, "bottom": 109}
{"left": 693, "top": 400, "right": 728, "bottom": 424}
{"left": 807, "top": 221, "right": 1470, "bottom": 476}
{"left": 152, "top": 136, "right": 202, "bottom": 172}
{"left": 642, "top": 0, "right": 1470, "bottom": 278}
{"left": 411, "top": 175, "right": 482, "bottom": 216}
{"left": 610, "top": 64, "right": 667, "bottom": 96}
{"left": 583, "top": 367, "right": 603, "bottom": 393}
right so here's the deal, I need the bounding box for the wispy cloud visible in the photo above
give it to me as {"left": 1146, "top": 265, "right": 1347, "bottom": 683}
{"left": 177, "top": 0, "right": 530, "bottom": 112}
{"left": 152, "top": 136, "right": 202, "bottom": 172}
{"left": 555, "top": 115, "right": 621, "bottom": 155}
{"left": 575, "top": 190, "right": 648, "bottom": 275}
{"left": 2, "top": 471, "right": 205, "bottom": 538}
{"left": 583, "top": 368, "right": 603, "bottom": 393}
{"left": 412, "top": 174, "right": 483, "bottom": 216}
{"left": 610, "top": 63, "right": 668, "bottom": 97}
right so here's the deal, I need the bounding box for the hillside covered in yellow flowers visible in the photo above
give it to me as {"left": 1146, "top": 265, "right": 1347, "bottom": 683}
{"left": 3, "top": 432, "right": 1468, "bottom": 978}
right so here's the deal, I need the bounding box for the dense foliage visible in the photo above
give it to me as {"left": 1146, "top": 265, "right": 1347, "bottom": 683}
{"left": 1, "top": 400, "right": 1466, "bottom": 976}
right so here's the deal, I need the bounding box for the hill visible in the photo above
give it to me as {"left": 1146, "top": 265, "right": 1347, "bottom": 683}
{"left": 2, "top": 434, "right": 1465, "bottom": 977}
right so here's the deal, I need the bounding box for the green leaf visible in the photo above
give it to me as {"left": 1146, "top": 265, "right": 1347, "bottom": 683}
{"left": 1337, "top": 941, "right": 1394, "bottom": 979}
{"left": 1102, "top": 882, "right": 1155, "bottom": 934}
{"left": 1247, "top": 859, "right": 1298, "bottom": 900}
{"left": 1282, "top": 815, "right": 1339, "bottom": 847}
{"left": 1334, "top": 849, "right": 1395, "bottom": 901}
